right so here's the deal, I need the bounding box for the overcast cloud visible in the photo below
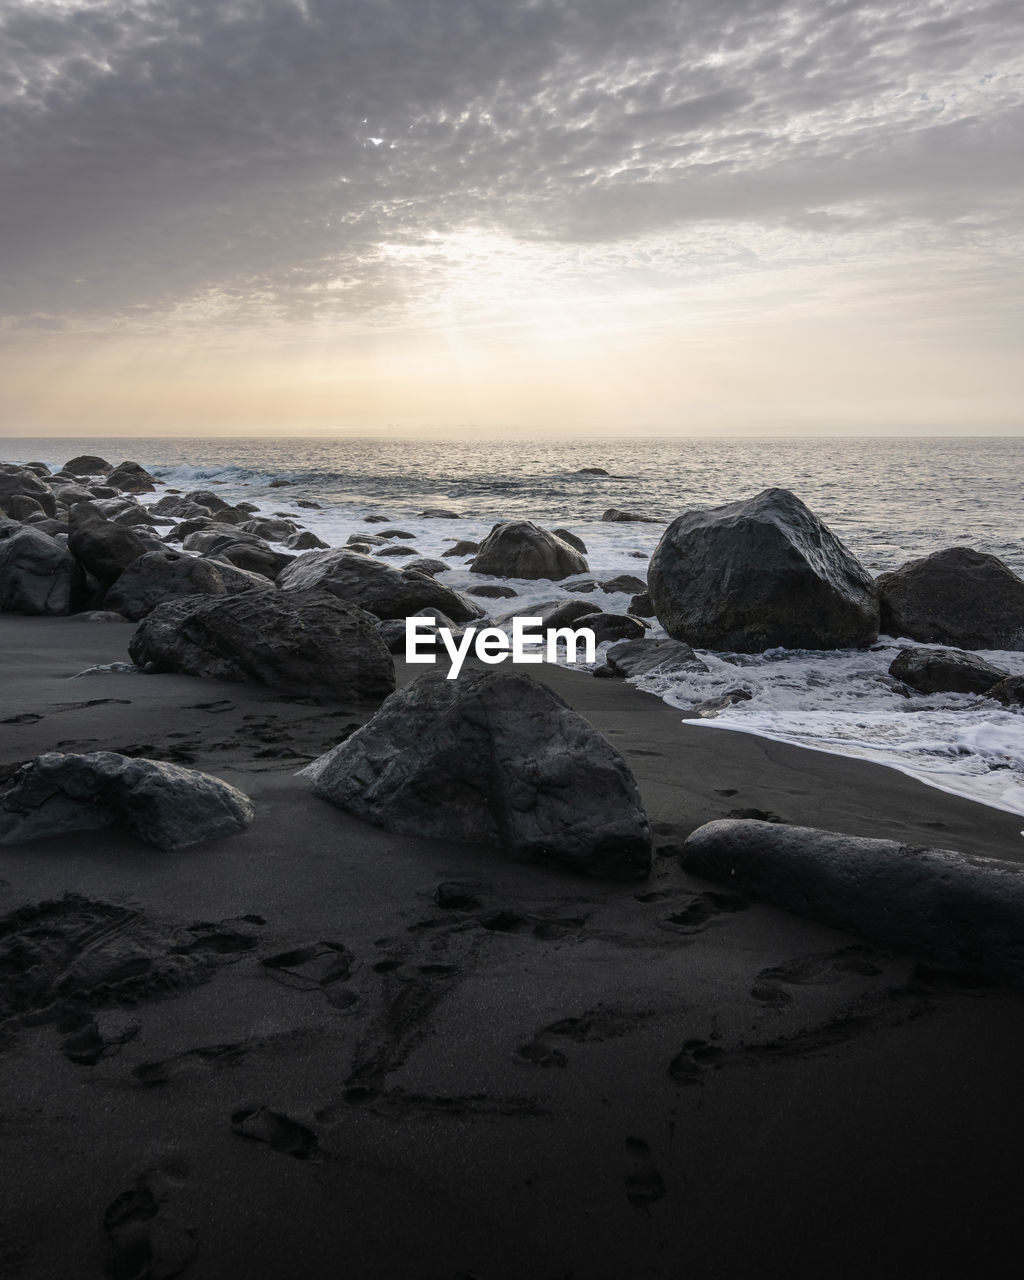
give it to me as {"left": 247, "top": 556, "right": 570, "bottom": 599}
{"left": 1, "top": 0, "right": 1021, "bottom": 335}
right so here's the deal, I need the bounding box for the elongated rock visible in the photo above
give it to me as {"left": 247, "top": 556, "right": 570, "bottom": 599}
{"left": 683, "top": 819, "right": 1024, "bottom": 987}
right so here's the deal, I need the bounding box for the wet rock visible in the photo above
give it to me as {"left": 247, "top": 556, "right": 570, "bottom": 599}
{"left": 878, "top": 547, "right": 1024, "bottom": 651}
{"left": 404, "top": 558, "right": 449, "bottom": 576}
{"left": 129, "top": 589, "right": 395, "bottom": 700}
{"left": 376, "top": 544, "right": 416, "bottom": 557}
{"left": 649, "top": 488, "right": 879, "bottom": 652}
{"left": 62, "top": 455, "right": 112, "bottom": 476}
{"left": 302, "top": 669, "right": 651, "bottom": 879}
{"left": 574, "top": 612, "right": 647, "bottom": 643}
{"left": 601, "top": 508, "right": 660, "bottom": 523}
{"left": 0, "top": 521, "right": 85, "bottom": 615}
{"left": 553, "top": 528, "right": 588, "bottom": 554}
{"left": 284, "top": 530, "right": 329, "bottom": 550}
{"left": 606, "top": 638, "right": 709, "bottom": 678}
{"left": 471, "top": 521, "right": 588, "bottom": 580}
{"left": 278, "top": 549, "right": 484, "bottom": 623}
{"left": 692, "top": 690, "right": 752, "bottom": 717}
{"left": 241, "top": 518, "right": 297, "bottom": 541}
{"left": 442, "top": 540, "right": 480, "bottom": 558}
{"left": 889, "top": 646, "right": 1009, "bottom": 696}
{"left": 0, "top": 493, "right": 48, "bottom": 521}
{"left": 683, "top": 819, "right": 1024, "bottom": 989}
{"left": 989, "top": 676, "right": 1024, "bottom": 707}
{"left": 67, "top": 509, "right": 150, "bottom": 587}
{"left": 628, "top": 590, "right": 654, "bottom": 617}
{"left": 106, "top": 462, "right": 157, "bottom": 494}
{"left": 468, "top": 584, "right": 518, "bottom": 599}
{"left": 0, "top": 467, "right": 58, "bottom": 518}
{"left": 576, "top": 467, "right": 609, "bottom": 475}
{"left": 0, "top": 751, "right": 254, "bottom": 851}
{"left": 600, "top": 574, "right": 647, "bottom": 595}
{"left": 420, "top": 508, "right": 461, "bottom": 518}
{"left": 494, "top": 598, "right": 598, "bottom": 632}
{"left": 103, "top": 550, "right": 229, "bottom": 620}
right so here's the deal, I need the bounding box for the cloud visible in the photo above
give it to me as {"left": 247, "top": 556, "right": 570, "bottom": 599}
{"left": 0, "top": 0, "right": 1021, "bottom": 329}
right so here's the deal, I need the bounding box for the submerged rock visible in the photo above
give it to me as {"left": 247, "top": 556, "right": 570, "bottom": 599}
{"left": 129, "top": 589, "right": 395, "bottom": 701}
{"left": 649, "top": 488, "right": 879, "bottom": 652}
{"left": 889, "top": 646, "right": 1008, "bottom": 696}
{"left": 471, "top": 521, "right": 588, "bottom": 580}
{"left": 878, "top": 547, "right": 1024, "bottom": 651}
{"left": 302, "top": 669, "right": 651, "bottom": 879}
{"left": 683, "top": 819, "right": 1024, "bottom": 989}
{"left": 0, "top": 751, "right": 254, "bottom": 851}
{"left": 601, "top": 508, "right": 660, "bottom": 523}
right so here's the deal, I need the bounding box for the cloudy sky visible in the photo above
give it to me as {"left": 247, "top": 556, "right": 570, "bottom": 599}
{"left": 1, "top": 0, "right": 1021, "bottom": 436}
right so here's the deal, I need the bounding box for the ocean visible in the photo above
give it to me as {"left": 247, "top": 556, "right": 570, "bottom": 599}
{"left": 5, "top": 434, "right": 1024, "bottom": 819}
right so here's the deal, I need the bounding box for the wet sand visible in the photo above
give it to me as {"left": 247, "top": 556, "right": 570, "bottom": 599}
{"left": 2, "top": 613, "right": 1024, "bottom": 1279}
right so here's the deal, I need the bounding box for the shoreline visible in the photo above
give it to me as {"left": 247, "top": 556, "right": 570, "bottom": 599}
{"left": 4, "top": 613, "right": 1024, "bottom": 1277}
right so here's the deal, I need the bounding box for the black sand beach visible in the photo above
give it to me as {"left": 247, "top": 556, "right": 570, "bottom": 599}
{"left": 3, "top": 613, "right": 1024, "bottom": 1279}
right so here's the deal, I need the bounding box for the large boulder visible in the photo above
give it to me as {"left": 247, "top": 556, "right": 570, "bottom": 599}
{"left": 683, "top": 819, "right": 1024, "bottom": 989}
{"left": 103, "top": 550, "right": 229, "bottom": 620}
{"left": 129, "top": 589, "right": 395, "bottom": 701}
{"left": 889, "top": 646, "right": 1008, "bottom": 696}
{"left": 301, "top": 669, "right": 651, "bottom": 879}
{"left": 106, "top": 461, "right": 157, "bottom": 493}
{"left": 0, "top": 467, "right": 57, "bottom": 518}
{"left": 877, "top": 547, "right": 1024, "bottom": 651}
{"left": 68, "top": 508, "right": 150, "bottom": 587}
{"left": 0, "top": 752, "right": 253, "bottom": 851}
{"left": 278, "top": 549, "right": 484, "bottom": 624}
{"left": 470, "top": 521, "right": 589, "bottom": 581}
{"left": 62, "top": 455, "right": 112, "bottom": 476}
{"left": 606, "top": 637, "right": 709, "bottom": 678}
{"left": 0, "top": 521, "right": 85, "bottom": 615}
{"left": 648, "top": 488, "right": 879, "bottom": 652}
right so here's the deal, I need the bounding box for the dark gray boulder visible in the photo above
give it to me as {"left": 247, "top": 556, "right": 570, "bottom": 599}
{"left": 347, "top": 533, "right": 386, "bottom": 547}
{"left": 241, "top": 518, "right": 297, "bottom": 541}
{"left": 468, "top": 584, "right": 518, "bottom": 599}
{"left": 183, "top": 489, "right": 235, "bottom": 514}
{"left": 988, "top": 676, "right": 1024, "bottom": 707}
{"left": 629, "top": 590, "right": 654, "bottom": 617}
{"left": 278, "top": 549, "right": 484, "bottom": 623}
{"left": 889, "top": 646, "right": 1008, "bottom": 696}
{"left": 692, "top": 690, "right": 753, "bottom": 716}
{"left": 683, "top": 819, "right": 1024, "bottom": 989}
{"left": 470, "top": 521, "right": 588, "bottom": 580}
{"left": 553, "top": 528, "right": 588, "bottom": 554}
{"left": 103, "top": 550, "right": 229, "bottom": 620}
{"left": 209, "top": 541, "right": 294, "bottom": 581}
{"left": 106, "top": 462, "right": 157, "bottom": 493}
{"left": 576, "top": 467, "right": 609, "bottom": 476}
{"left": 649, "top": 488, "right": 879, "bottom": 652}
{"left": 405, "top": 558, "right": 449, "bottom": 576}
{"left": 0, "top": 751, "right": 254, "bottom": 851}
{"left": 877, "top": 547, "right": 1024, "bottom": 651}
{"left": 494, "top": 598, "right": 598, "bottom": 632}
{"left": 68, "top": 509, "right": 150, "bottom": 587}
{"left": 0, "top": 493, "right": 47, "bottom": 521}
{"left": 205, "top": 559, "right": 277, "bottom": 595}
{"left": 62, "top": 455, "right": 112, "bottom": 476}
{"left": 600, "top": 574, "right": 647, "bottom": 594}
{"left": 129, "top": 589, "right": 394, "bottom": 701}
{"left": 0, "top": 521, "right": 85, "bottom": 615}
{"left": 181, "top": 526, "right": 266, "bottom": 554}
{"left": 574, "top": 612, "right": 647, "bottom": 643}
{"left": 0, "top": 468, "right": 57, "bottom": 518}
{"left": 606, "top": 637, "right": 709, "bottom": 678}
{"left": 420, "top": 508, "right": 461, "bottom": 518}
{"left": 378, "top": 529, "right": 416, "bottom": 540}
{"left": 442, "top": 540, "right": 480, "bottom": 558}
{"left": 376, "top": 544, "right": 416, "bottom": 557}
{"left": 301, "top": 669, "right": 651, "bottom": 879}
{"left": 284, "top": 530, "right": 329, "bottom": 551}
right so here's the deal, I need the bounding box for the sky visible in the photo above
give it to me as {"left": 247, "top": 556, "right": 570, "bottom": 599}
{"left": 1, "top": 0, "right": 1021, "bottom": 437}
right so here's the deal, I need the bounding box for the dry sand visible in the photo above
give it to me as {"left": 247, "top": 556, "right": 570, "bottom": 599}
{"left": 2, "top": 613, "right": 1024, "bottom": 1279}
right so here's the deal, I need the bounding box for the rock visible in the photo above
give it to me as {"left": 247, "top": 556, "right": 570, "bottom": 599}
{"left": 405, "top": 558, "right": 449, "bottom": 576}
{"left": 442, "top": 540, "right": 480, "bottom": 558}
{"left": 0, "top": 521, "right": 85, "bottom": 615}
{"left": 889, "top": 646, "right": 1009, "bottom": 696}
{"left": 649, "top": 488, "right": 879, "bottom": 652}
{"left": 601, "top": 508, "right": 660, "bottom": 523}
{"left": 278, "top": 549, "right": 484, "bottom": 623}
{"left": 129, "top": 590, "right": 395, "bottom": 701}
{"left": 301, "top": 669, "right": 651, "bottom": 879}
{"left": 21, "top": 462, "right": 51, "bottom": 476}
{"left": 600, "top": 574, "right": 647, "bottom": 594}
{"left": 296, "top": 499, "right": 321, "bottom": 509}
{"left": 345, "top": 542, "right": 374, "bottom": 555}
{"left": 683, "top": 819, "right": 1024, "bottom": 989}
{"left": 181, "top": 526, "right": 266, "bottom": 554}
{"left": 378, "top": 529, "right": 417, "bottom": 540}
{"left": 989, "top": 676, "right": 1024, "bottom": 707}
{"left": 364, "top": 514, "right": 391, "bottom": 523}
{"left": 0, "top": 493, "right": 48, "bottom": 521}
{"left": 692, "top": 690, "right": 753, "bottom": 717}
{"left": 877, "top": 547, "right": 1024, "bottom": 651}
{"left": 376, "top": 545, "right": 416, "bottom": 557}
{"left": 553, "top": 529, "right": 588, "bottom": 554}
{"left": 183, "top": 489, "right": 236, "bottom": 514}
{"left": 67, "top": 510, "right": 150, "bottom": 587}
{"left": 629, "top": 590, "right": 654, "bottom": 617}
{"left": 574, "top": 612, "right": 647, "bottom": 643}
{"left": 106, "top": 462, "right": 157, "bottom": 493}
{"left": 348, "top": 533, "right": 386, "bottom": 547}
{"left": 62, "top": 455, "right": 112, "bottom": 476}
{"left": 205, "top": 559, "right": 277, "bottom": 595}
{"left": 241, "top": 518, "right": 297, "bottom": 541}
{"left": 0, "top": 751, "right": 253, "bottom": 851}
{"left": 0, "top": 468, "right": 58, "bottom": 518}
{"left": 149, "top": 495, "right": 212, "bottom": 519}
{"left": 283, "top": 530, "right": 329, "bottom": 551}
{"left": 468, "top": 584, "right": 518, "bottom": 599}
{"left": 209, "top": 541, "right": 294, "bottom": 581}
{"left": 268, "top": 479, "right": 292, "bottom": 488}
{"left": 420, "top": 508, "right": 461, "bottom": 518}
{"left": 470, "top": 521, "right": 588, "bottom": 580}
{"left": 103, "top": 551, "right": 229, "bottom": 621}
{"left": 576, "top": 467, "right": 609, "bottom": 476}
{"left": 495, "top": 599, "right": 598, "bottom": 632}
{"left": 606, "top": 638, "right": 709, "bottom": 678}
{"left": 76, "top": 610, "right": 130, "bottom": 622}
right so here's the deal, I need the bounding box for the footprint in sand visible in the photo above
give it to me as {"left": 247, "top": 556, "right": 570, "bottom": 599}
{"left": 660, "top": 890, "right": 750, "bottom": 934}
{"left": 624, "top": 1137, "right": 666, "bottom": 1210}
{"left": 668, "top": 1038, "right": 726, "bottom": 1085}
{"left": 515, "top": 1007, "right": 653, "bottom": 1068}
{"left": 103, "top": 1169, "right": 196, "bottom": 1280}
{"left": 751, "top": 945, "right": 884, "bottom": 1004}
{"left": 230, "top": 1107, "right": 321, "bottom": 1160}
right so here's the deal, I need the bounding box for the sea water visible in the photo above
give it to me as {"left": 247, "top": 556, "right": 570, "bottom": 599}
{"left": 6, "top": 434, "right": 1024, "bottom": 817}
